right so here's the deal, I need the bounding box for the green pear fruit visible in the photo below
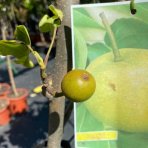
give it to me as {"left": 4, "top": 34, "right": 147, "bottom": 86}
{"left": 61, "top": 69, "right": 96, "bottom": 102}
{"left": 85, "top": 48, "right": 148, "bottom": 133}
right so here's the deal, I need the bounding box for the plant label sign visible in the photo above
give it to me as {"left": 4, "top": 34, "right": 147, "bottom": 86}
{"left": 71, "top": 0, "right": 148, "bottom": 147}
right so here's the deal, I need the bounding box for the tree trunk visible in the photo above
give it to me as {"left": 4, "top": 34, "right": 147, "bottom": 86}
{"left": 47, "top": 0, "right": 80, "bottom": 148}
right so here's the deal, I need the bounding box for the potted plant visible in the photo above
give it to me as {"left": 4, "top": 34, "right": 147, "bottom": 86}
{"left": 1, "top": 28, "right": 29, "bottom": 115}
{"left": 0, "top": 2, "right": 29, "bottom": 115}
{"left": 0, "top": 5, "right": 64, "bottom": 147}
{"left": 0, "top": 96, "right": 11, "bottom": 126}
{"left": 7, "top": 88, "right": 29, "bottom": 115}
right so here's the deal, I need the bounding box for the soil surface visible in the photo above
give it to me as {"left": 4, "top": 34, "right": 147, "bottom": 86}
{"left": 7, "top": 90, "right": 25, "bottom": 98}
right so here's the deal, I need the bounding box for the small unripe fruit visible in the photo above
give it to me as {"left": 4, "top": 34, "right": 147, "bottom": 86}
{"left": 61, "top": 69, "right": 96, "bottom": 102}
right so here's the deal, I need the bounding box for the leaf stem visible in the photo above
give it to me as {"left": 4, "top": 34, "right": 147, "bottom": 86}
{"left": 28, "top": 45, "right": 45, "bottom": 69}
{"left": 44, "top": 26, "right": 57, "bottom": 67}
{"left": 100, "top": 12, "right": 122, "bottom": 62}
{"left": 27, "top": 45, "right": 47, "bottom": 79}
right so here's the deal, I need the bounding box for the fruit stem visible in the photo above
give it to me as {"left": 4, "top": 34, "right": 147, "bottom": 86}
{"left": 100, "top": 12, "right": 122, "bottom": 62}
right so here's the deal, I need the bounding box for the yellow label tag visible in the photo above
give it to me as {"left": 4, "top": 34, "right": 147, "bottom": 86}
{"left": 76, "top": 131, "right": 118, "bottom": 141}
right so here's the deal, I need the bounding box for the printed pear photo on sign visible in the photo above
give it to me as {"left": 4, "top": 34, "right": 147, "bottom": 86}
{"left": 71, "top": 1, "right": 148, "bottom": 148}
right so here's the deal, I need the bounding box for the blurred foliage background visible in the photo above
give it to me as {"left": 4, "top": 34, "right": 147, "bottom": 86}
{"left": 0, "top": 0, "right": 120, "bottom": 38}
{"left": 0, "top": 0, "right": 121, "bottom": 50}
{"left": 0, "top": 0, "right": 54, "bottom": 36}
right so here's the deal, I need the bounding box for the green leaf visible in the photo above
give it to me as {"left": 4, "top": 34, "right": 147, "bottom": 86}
{"left": 39, "top": 15, "right": 54, "bottom": 32}
{"left": 14, "top": 25, "right": 31, "bottom": 45}
{"left": 97, "top": 2, "right": 148, "bottom": 25}
{"left": 76, "top": 103, "right": 109, "bottom": 148}
{"left": 76, "top": 103, "right": 104, "bottom": 132}
{"left": 73, "top": 9, "right": 105, "bottom": 44}
{"left": 32, "top": 51, "right": 45, "bottom": 69}
{"left": 73, "top": 9, "right": 103, "bottom": 29}
{"left": 23, "top": 0, "right": 33, "bottom": 10}
{"left": 39, "top": 5, "right": 63, "bottom": 33}
{"left": 117, "top": 131, "right": 148, "bottom": 148}
{"left": 15, "top": 57, "right": 34, "bottom": 68}
{"left": 48, "top": 5, "right": 63, "bottom": 21}
{"left": 104, "top": 18, "right": 148, "bottom": 49}
{"left": 87, "top": 42, "right": 111, "bottom": 64}
{"left": 75, "top": 27, "right": 105, "bottom": 44}
{"left": 74, "top": 27, "right": 88, "bottom": 69}
{"left": 134, "top": 3, "right": 148, "bottom": 24}
{"left": 73, "top": 2, "right": 148, "bottom": 45}
{"left": 0, "top": 40, "right": 34, "bottom": 68}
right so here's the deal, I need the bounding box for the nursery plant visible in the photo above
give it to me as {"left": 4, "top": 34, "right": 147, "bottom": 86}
{"left": 1, "top": 4, "right": 95, "bottom": 106}
{"left": 0, "top": 4, "right": 74, "bottom": 147}
{"left": 0, "top": 1, "right": 29, "bottom": 115}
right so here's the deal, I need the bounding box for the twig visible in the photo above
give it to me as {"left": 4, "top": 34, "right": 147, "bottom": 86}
{"left": 44, "top": 27, "right": 57, "bottom": 67}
